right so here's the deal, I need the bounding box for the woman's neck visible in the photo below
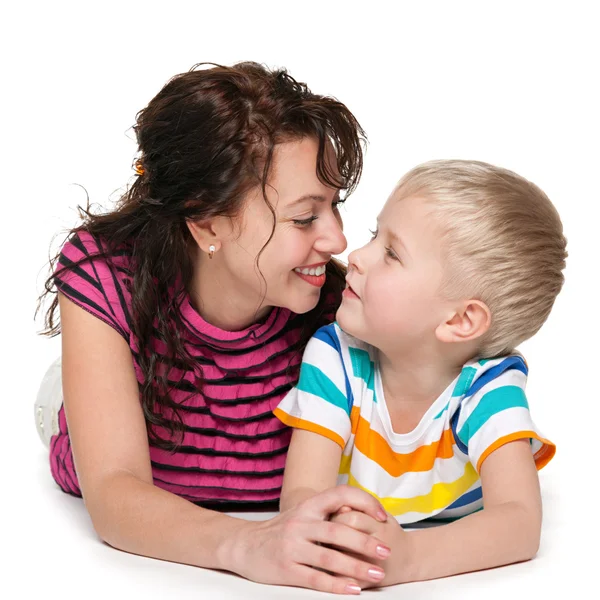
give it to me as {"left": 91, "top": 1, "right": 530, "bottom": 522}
{"left": 188, "top": 250, "right": 272, "bottom": 332}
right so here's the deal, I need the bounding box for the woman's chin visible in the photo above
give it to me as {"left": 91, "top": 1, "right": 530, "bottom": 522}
{"left": 284, "top": 290, "right": 321, "bottom": 315}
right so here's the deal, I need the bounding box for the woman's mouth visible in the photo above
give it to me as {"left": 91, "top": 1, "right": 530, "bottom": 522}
{"left": 293, "top": 264, "right": 327, "bottom": 287}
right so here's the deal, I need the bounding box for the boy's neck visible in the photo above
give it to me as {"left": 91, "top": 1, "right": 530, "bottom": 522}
{"left": 377, "top": 344, "right": 475, "bottom": 411}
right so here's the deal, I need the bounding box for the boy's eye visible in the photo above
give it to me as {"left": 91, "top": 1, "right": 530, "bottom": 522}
{"left": 332, "top": 197, "right": 346, "bottom": 210}
{"left": 293, "top": 216, "right": 318, "bottom": 226}
{"left": 385, "top": 246, "right": 399, "bottom": 261}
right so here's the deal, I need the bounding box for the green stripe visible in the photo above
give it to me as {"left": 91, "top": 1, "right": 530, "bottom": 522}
{"left": 458, "top": 385, "right": 529, "bottom": 444}
{"left": 349, "top": 347, "right": 378, "bottom": 402}
{"left": 297, "top": 363, "right": 350, "bottom": 415}
{"left": 452, "top": 366, "right": 477, "bottom": 397}
{"left": 434, "top": 402, "right": 449, "bottom": 419}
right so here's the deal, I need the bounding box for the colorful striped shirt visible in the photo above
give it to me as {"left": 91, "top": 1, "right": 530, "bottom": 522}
{"left": 275, "top": 323, "right": 555, "bottom": 524}
{"left": 51, "top": 231, "right": 335, "bottom": 508}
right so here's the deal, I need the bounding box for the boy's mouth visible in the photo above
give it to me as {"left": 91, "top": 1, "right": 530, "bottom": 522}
{"left": 343, "top": 280, "right": 360, "bottom": 300}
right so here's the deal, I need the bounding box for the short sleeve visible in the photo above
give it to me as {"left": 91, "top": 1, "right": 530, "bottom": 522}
{"left": 274, "top": 324, "right": 352, "bottom": 449}
{"left": 455, "top": 360, "right": 555, "bottom": 472}
{"left": 53, "top": 231, "right": 131, "bottom": 341}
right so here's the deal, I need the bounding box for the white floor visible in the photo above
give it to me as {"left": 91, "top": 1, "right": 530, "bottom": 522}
{"left": 6, "top": 429, "right": 592, "bottom": 600}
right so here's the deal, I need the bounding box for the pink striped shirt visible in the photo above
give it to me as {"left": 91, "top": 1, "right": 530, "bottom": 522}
{"left": 51, "top": 231, "right": 335, "bottom": 508}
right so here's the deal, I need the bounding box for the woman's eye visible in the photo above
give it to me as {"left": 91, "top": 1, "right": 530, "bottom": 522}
{"left": 332, "top": 198, "right": 346, "bottom": 210}
{"left": 369, "top": 228, "right": 378, "bottom": 240}
{"left": 293, "top": 216, "right": 318, "bottom": 226}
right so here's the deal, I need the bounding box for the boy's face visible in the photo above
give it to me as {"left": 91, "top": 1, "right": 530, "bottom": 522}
{"left": 337, "top": 193, "right": 450, "bottom": 354}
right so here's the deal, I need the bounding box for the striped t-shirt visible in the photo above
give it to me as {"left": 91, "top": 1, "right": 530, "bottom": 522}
{"left": 275, "top": 323, "right": 555, "bottom": 524}
{"left": 50, "top": 231, "right": 334, "bottom": 508}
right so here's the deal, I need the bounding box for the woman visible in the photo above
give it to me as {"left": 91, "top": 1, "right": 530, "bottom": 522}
{"left": 35, "top": 62, "right": 391, "bottom": 595}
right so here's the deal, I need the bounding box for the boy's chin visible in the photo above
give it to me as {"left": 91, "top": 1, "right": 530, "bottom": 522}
{"left": 335, "top": 308, "right": 359, "bottom": 336}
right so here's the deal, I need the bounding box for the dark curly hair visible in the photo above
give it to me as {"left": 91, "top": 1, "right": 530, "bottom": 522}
{"left": 36, "top": 61, "right": 366, "bottom": 450}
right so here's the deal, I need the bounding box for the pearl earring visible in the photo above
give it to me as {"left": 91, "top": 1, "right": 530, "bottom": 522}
{"left": 208, "top": 245, "right": 216, "bottom": 259}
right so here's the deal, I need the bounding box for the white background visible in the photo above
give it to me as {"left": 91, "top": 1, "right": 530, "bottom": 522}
{"left": 2, "top": 1, "right": 599, "bottom": 598}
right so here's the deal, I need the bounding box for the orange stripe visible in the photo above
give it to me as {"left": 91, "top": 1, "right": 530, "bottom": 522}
{"left": 350, "top": 406, "right": 360, "bottom": 433}
{"left": 273, "top": 408, "right": 346, "bottom": 450}
{"left": 476, "top": 431, "right": 556, "bottom": 472}
{"left": 351, "top": 414, "right": 456, "bottom": 476}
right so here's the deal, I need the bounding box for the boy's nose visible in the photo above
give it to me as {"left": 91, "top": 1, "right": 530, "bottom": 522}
{"left": 347, "top": 246, "right": 365, "bottom": 273}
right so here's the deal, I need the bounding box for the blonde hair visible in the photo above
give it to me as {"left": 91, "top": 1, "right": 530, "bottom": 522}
{"left": 394, "top": 159, "right": 567, "bottom": 357}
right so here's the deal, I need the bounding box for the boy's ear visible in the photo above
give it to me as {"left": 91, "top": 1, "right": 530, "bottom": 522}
{"left": 435, "top": 299, "right": 491, "bottom": 344}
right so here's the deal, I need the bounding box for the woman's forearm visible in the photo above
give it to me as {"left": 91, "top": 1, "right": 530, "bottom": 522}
{"left": 85, "top": 471, "right": 247, "bottom": 571}
{"left": 399, "top": 502, "right": 541, "bottom": 584}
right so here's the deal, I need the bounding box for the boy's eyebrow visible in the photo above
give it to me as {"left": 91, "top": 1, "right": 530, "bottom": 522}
{"left": 376, "top": 218, "right": 410, "bottom": 256}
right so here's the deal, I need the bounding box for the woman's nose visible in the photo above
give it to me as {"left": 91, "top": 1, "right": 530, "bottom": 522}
{"left": 315, "top": 216, "right": 347, "bottom": 255}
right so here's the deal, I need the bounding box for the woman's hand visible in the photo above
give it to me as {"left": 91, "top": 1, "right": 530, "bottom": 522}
{"left": 218, "top": 485, "right": 393, "bottom": 595}
{"left": 329, "top": 508, "right": 411, "bottom": 588}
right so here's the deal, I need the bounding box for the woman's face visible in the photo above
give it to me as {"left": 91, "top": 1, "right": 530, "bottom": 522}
{"left": 207, "top": 137, "right": 348, "bottom": 321}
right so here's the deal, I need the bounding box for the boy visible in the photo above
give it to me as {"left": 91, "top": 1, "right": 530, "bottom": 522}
{"left": 275, "top": 159, "right": 567, "bottom": 589}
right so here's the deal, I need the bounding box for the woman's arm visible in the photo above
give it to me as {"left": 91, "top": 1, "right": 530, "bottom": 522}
{"left": 331, "top": 439, "right": 543, "bottom": 586}
{"left": 59, "top": 293, "right": 389, "bottom": 594}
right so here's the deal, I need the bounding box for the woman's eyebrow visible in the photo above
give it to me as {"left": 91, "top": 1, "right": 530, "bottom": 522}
{"left": 288, "top": 193, "right": 337, "bottom": 207}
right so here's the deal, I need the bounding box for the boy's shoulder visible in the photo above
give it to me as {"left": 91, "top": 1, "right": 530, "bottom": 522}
{"left": 456, "top": 353, "right": 529, "bottom": 400}
{"left": 306, "top": 323, "right": 378, "bottom": 389}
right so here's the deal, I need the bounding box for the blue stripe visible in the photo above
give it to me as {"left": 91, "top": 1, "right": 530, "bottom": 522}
{"left": 446, "top": 485, "right": 482, "bottom": 509}
{"left": 313, "top": 324, "right": 339, "bottom": 350}
{"left": 451, "top": 408, "right": 468, "bottom": 455}
{"left": 465, "top": 356, "right": 528, "bottom": 398}
{"left": 458, "top": 385, "right": 529, "bottom": 445}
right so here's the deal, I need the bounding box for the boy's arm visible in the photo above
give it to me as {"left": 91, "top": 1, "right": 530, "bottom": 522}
{"left": 280, "top": 429, "right": 344, "bottom": 512}
{"left": 404, "top": 438, "right": 542, "bottom": 582}
{"left": 333, "top": 439, "right": 542, "bottom": 585}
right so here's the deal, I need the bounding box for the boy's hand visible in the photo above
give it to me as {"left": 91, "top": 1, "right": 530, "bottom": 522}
{"left": 330, "top": 509, "right": 410, "bottom": 588}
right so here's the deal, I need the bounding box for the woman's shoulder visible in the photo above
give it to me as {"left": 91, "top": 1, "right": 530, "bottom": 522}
{"left": 54, "top": 230, "right": 134, "bottom": 340}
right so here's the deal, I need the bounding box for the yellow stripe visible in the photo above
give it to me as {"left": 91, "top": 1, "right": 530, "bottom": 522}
{"left": 347, "top": 461, "right": 480, "bottom": 517}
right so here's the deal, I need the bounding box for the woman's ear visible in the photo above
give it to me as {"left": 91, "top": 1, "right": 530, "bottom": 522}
{"left": 186, "top": 218, "right": 227, "bottom": 255}
{"left": 435, "top": 299, "right": 491, "bottom": 344}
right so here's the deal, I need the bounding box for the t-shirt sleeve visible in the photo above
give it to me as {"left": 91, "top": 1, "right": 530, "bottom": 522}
{"left": 455, "top": 360, "right": 555, "bottom": 473}
{"left": 274, "top": 324, "right": 353, "bottom": 450}
{"left": 53, "top": 231, "right": 131, "bottom": 341}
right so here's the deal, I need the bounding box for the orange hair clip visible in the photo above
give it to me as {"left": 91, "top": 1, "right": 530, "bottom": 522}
{"left": 134, "top": 160, "right": 145, "bottom": 176}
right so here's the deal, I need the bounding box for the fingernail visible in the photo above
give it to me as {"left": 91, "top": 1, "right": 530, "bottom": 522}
{"left": 368, "top": 567, "right": 385, "bottom": 581}
{"left": 345, "top": 583, "right": 361, "bottom": 594}
{"left": 377, "top": 509, "right": 387, "bottom": 521}
{"left": 376, "top": 544, "right": 391, "bottom": 558}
